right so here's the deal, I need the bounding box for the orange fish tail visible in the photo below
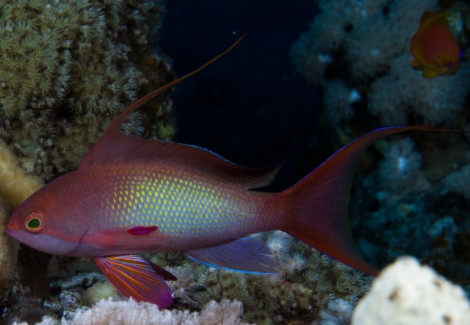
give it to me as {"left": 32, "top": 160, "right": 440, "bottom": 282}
{"left": 279, "top": 126, "right": 449, "bottom": 276}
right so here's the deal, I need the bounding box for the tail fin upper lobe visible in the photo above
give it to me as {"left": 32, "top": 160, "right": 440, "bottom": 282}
{"left": 280, "top": 126, "right": 446, "bottom": 276}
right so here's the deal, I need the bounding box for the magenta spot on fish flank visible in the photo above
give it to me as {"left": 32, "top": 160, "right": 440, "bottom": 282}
{"left": 127, "top": 226, "right": 158, "bottom": 235}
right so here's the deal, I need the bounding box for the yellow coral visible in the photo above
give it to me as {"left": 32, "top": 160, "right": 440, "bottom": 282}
{"left": 0, "top": 139, "right": 43, "bottom": 209}
{"left": 85, "top": 281, "right": 120, "bottom": 305}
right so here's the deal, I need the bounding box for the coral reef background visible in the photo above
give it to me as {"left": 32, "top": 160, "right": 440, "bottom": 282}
{"left": 289, "top": 0, "right": 470, "bottom": 282}
{"left": 0, "top": 0, "right": 175, "bottom": 182}
{"left": 2, "top": 0, "right": 470, "bottom": 324}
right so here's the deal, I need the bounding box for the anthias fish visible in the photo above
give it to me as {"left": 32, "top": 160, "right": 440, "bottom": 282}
{"left": 410, "top": 11, "right": 462, "bottom": 79}
{"left": 7, "top": 37, "right": 443, "bottom": 308}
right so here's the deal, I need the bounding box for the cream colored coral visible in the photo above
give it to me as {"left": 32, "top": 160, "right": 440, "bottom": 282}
{"left": 0, "top": 139, "right": 43, "bottom": 210}
{"left": 352, "top": 256, "right": 470, "bottom": 324}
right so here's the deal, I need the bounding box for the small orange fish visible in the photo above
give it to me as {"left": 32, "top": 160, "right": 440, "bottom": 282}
{"left": 410, "top": 11, "right": 462, "bottom": 79}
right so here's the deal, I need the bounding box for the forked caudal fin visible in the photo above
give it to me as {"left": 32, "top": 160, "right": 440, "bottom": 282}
{"left": 280, "top": 126, "right": 451, "bottom": 276}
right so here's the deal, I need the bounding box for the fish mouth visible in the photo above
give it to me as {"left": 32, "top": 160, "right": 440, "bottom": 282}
{"left": 6, "top": 227, "right": 79, "bottom": 256}
{"left": 5, "top": 227, "right": 19, "bottom": 240}
{"left": 6, "top": 217, "right": 22, "bottom": 238}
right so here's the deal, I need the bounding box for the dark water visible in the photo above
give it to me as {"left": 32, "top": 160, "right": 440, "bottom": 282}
{"left": 160, "top": 0, "right": 324, "bottom": 189}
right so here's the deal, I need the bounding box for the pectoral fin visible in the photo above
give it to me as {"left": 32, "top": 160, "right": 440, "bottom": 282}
{"left": 93, "top": 255, "right": 175, "bottom": 309}
{"left": 187, "top": 236, "right": 278, "bottom": 274}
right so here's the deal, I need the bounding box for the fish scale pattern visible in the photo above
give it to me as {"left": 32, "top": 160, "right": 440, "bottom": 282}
{"left": 99, "top": 167, "right": 267, "bottom": 240}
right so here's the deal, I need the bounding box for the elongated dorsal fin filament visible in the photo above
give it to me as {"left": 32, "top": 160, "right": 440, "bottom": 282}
{"left": 100, "top": 35, "right": 246, "bottom": 142}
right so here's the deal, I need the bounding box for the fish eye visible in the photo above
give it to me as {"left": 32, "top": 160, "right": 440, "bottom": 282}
{"left": 24, "top": 211, "right": 45, "bottom": 233}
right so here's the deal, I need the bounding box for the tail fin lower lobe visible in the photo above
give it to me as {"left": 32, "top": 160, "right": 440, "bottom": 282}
{"left": 280, "top": 126, "right": 446, "bottom": 276}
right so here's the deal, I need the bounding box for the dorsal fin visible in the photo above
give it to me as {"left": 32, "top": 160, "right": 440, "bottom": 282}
{"left": 77, "top": 35, "right": 281, "bottom": 189}
{"left": 421, "top": 11, "right": 450, "bottom": 28}
{"left": 420, "top": 11, "right": 435, "bottom": 25}
{"left": 80, "top": 35, "right": 246, "bottom": 169}
{"left": 80, "top": 131, "right": 281, "bottom": 189}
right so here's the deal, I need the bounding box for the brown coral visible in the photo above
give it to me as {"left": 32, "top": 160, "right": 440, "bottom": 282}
{"left": 0, "top": 0, "right": 175, "bottom": 181}
{"left": 0, "top": 195, "right": 17, "bottom": 289}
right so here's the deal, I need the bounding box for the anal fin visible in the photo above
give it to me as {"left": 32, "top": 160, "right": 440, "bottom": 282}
{"left": 93, "top": 255, "right": 175, "bottom": 309}
{"left": 187, "top": 236, "right": 278, "bottom": 274}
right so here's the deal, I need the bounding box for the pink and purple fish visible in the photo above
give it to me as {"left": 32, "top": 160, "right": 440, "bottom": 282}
{"left": 7, "top": 37, "right": 444, "bottom": 308}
